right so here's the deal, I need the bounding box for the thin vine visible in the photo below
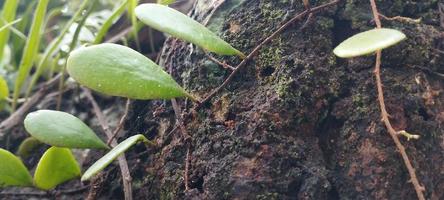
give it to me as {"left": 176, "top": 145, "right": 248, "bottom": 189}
{"left": 369, "top": 0, "right": 425, "bottom": 199}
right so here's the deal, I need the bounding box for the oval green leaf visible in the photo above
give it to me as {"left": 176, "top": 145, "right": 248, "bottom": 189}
{"left": 0, "top": 148, "right": 33, "bottom": 188}
{"left": 333, "top": 28, "right": 406, "bottom": 58}
{"left": 135, "top": 3, "right": 244, "bottom": 57}
{"left": 24, "top": 110, "right": 109, "bottom": 149}
{"left": 81, "top": 134, "right": 153, "bottom": 181}
{"left": 0, "top": 75, "right": 8, "bottom": 100}
{"left": 34, "top": 147, "right": 81, "bottom": 190}
{"left": 16, "top": 137, "right": 44, "bottom": 159}
{"left": 67, "top": 43, "right": 194, "bottom": 100}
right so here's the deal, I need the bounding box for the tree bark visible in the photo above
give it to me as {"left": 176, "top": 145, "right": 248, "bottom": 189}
{"left": 125, "top": 0, "right": 444, "bottom": 199}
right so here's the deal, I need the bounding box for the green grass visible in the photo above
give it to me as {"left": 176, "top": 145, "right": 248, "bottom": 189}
{"left": 12, "top": 0, "right": 50, "bottom": 110}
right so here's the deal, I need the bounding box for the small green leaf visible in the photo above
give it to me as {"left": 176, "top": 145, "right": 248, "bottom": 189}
{"left": 34, "top": 147, "right": 81, "bottom": 190}
{"left": 0, "top": 148, "right": 33, "bottom": 188}
{"left": 81, "top": 134, "right": 153, "bottom": 181}
{"left": 0, "top": 75, "right": 8, "bottom": 100}
{"left": 333, "top": 28, "right": 406, "bottom": 58}
{"left": 67, "top": 43, "right": 195, "bottom": 101}
{"left": 157, "top": 0, "right": 176, "bottom": 5}
{"left": 16, "top": 137, "right": 44, "bottom": 159}
{"left": 24, "top": 110, "right": 109, "bottom": 149}
{"left": 135, "top": 3, "right": 244, "bottom": 57}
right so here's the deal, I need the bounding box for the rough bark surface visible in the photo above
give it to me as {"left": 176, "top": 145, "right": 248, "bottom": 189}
{"left": 112, "top": 0, "right": 444, "bottom": 199}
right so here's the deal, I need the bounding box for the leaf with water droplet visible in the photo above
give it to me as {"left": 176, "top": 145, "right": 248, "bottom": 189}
{"left": 24, "top": 110, "right": 109, "bottom": 149}
{"left": 333, "top": 28, "right": 406, "bottom": 58}
{"left": 67, "top": 43, "right": 196, "bottom": 101}
{"left": 0, "top": 148, "right": 33, "bottom": 188}
{"left": 135, "top": 3, "right": 244, "bottom": 57}
{"left": 81, "top": 134, "right": 154, "bottom": 181}
{"left": 34, "top": 147, "right": 81, "bottom": 190}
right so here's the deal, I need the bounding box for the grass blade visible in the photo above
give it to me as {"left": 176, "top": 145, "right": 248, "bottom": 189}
{"left": 11, "top": 1, "right": 37, "bottom": 63}
{"left": 56, "top": 0, "right": 96, "bottom": 110}
{"left": 12, "top": 0, "right": 50, "bottom": 110}
{"left": 93, "top": 0, "right": 128, "bottom": 44}
{"left": 128, "top": 0, "right": 140, "bottom": 50}
{"left": 0, "top": 0, "right": 20, "bottom": 60}
{"left": 25, "top": 0, "right": 92, "bottom": 98}
{"left": 0, "top": 18, "right": 21, "bottom": 35}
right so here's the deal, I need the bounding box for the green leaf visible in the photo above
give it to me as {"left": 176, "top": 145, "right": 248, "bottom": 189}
{"left": 135, "top": 3, "right": 244, "bottom": 57}
{"left": 81, "top": 134, "right": 153, "bottom": 181}
{"left": 333, "top": 28, "right": 406, "bottom": 58}
{"left": 12, "top": 0, "right": 50, "bottom": 110}
{"left": 0, "top": 148, "right": 33, "bottom": 188}
{"left": 0, "top": 75, "right": 8, "bottom": 100}
{"left": 24, "top": 110, "right": 109, "bottom": 149}
{"left": 0, "top": 0, "right": 20, "bottom": 60}
{"left": 34, "top": 147, "right": 81, "bottom": 190}
{"left": 67, "top": 43, "right": 196, "bottom": 101}
{"left": 157, "top": 0, "right": 176, "bottom": 5}
{"left": 16, "top": 137, "right": 44, "bottom": 159}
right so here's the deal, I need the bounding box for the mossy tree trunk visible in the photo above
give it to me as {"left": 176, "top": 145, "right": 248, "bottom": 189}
{"left": 125, "top": 0, "right": 444, "bottom": 199}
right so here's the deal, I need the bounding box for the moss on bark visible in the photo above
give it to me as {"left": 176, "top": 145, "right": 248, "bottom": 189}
{"left": 121, "top": 0, "right": 444, "bottom": 199}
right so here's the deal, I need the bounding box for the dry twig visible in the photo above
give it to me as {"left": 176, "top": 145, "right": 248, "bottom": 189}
{"left": 83, "top": 88, "right": 133, "bottom": 200}
{"left": 378, "top": 13, "right": 421, "bottom": 24}
{"left": 205, "top": 52, "right": 235, "bottom": 71}
{"left": 107, "top": 98, "right": 131, "bottom": 145}
{"left": 369, "top": 1, "right": 425, "bottom": 199}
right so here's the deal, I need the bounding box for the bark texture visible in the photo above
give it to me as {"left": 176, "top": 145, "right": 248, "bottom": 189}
{"left": 120, "top": 0, "right": 443, "bottom": 199}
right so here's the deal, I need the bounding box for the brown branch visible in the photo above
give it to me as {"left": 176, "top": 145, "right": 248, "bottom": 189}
{"left": 107, "top": 98, "right": 131, "bottom": 145}
{"left": 106, "top": 27, "right": 133, "bottom": 43}
{"left": 57, "top": 185, "right": 90, "bottom": 195}
{"left": 0, "top": 74, "right": 62, "bottom": 139}
{"left": 369, "top": 1, "right": 425, "bottom": 199}
{"left": 83, "top": 88, "right": 133, "bottom": 200}
{"left": 0, "top": 191, "right": 48, "bottom": 197}
{"left": 205, "top": 52, "right": 235, "bottom": 71}
{"left": 171, "top": 98, "right": 191, "bottom": 191}
{"left": 168, "top": 48, "right": 192, "bottom": 191}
